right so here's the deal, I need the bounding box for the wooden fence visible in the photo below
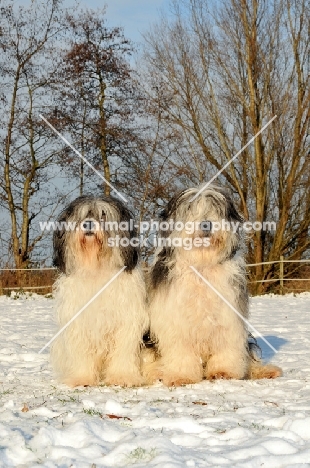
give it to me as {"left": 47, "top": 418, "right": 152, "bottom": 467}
{"left": 0, "top": 268, "right": 57, "bottom": 295}
{"left": 0, "top": 258, "right": 309, "bottom": 296}
{"left": 246, "top": 258, "right": 310, "bottom": 294}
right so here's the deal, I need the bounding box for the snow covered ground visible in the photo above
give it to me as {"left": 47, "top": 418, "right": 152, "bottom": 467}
{"left": 0, "top": 292, "right": 309, "bottom": 468}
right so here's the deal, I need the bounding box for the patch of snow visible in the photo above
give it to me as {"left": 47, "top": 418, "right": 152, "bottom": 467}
{"left": 0, "top": 293, "right": 309, "bottom": 467}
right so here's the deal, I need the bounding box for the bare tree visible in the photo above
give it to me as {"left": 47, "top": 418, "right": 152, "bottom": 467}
{"left": 0, "top": 0, "right": 69, "bottom": 268}
{"left": 142, "top": 0, "right": 310, "bottom": 291}
{"left": 0, "top": 2, "right": 166, "bottom": 268}
{"left": 51, "top": 9, "right": 140, "bottom": 198}
{"left": 51, "top": 7, "right": 180, "bottom": 248}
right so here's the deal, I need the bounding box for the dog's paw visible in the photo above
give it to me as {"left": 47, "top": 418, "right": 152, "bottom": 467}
{"left": 142, "top": 368, "right": 163, "bottom": 385}
{"left": 249, "top": 364, "right": 283, "bottom": 380}
{"left": 63, "top": 376, "right": 97, "bottom": 387}
{"left": 206, "top": 370, "right": 241, "bottom": 380}
{"left": 104, "top": 374, "right": 144, "bottom": 387}
{"left": 162, "top": 376, "right": 201, "bottom": 387}
{"left": 262, "top": 365, "right": 282, "bottom": 379}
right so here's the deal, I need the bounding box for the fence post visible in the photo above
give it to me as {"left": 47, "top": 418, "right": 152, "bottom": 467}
{"left": 279, "top": 256, "right": 284, "bottom": 295}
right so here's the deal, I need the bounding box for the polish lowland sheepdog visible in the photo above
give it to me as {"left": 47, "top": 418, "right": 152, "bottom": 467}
{"left": 51, "top": 194, "right": 149, "bottom": 387}
{"left": 143, "top": 184, "right": 282, "bottom": 386}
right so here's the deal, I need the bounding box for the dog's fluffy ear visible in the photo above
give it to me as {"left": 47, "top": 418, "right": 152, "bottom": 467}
{"left": 112, "top": 199, "right": 139, "bottom": 272}
{"left": 150, "top": 247, "right": 173, "bottom": 289}
{"left": 227, "top": 198, "right": 244, "bottom": 223}
{"left": 53, "top": 195, "right": 96, "bottom": 274}
{"left": 223, "top": 189, "right": 244, "bottom": 224}
{"left": 53, "top": 213, "right": 68, "bottom": 274}
{"left": 160, "top": 190, "right": 187, "bottom": 221}
{"left": 119, "top": 239, "right": 139, "bottom": 272}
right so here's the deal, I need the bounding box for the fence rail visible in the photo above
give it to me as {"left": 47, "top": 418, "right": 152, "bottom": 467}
{"left": 0, "top": 267, "right": 57, "bottom": 295}
{"left": 0, "top": 257, "right": 309, "bottom": 295}
{"left": 246, "top": 259, "right": 310, "bottom": 266}
{"left": 0, "top": 267, "right": 56, "bottom": 271}
{"left": 2, "top": 285, "right": 52, "bottom": 290}
{"left": 246, "top": 257, "right": 310, "bottom": 294}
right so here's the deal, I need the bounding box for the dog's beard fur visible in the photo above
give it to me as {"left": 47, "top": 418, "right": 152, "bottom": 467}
{"left": 51, "top": 195, "right": 149, "bottom": 388}
{"left": 143, "top": 184, "right": 282, "bottom": 386}
{"left": 67, "top": 226, "right": 105, "bottom": 273}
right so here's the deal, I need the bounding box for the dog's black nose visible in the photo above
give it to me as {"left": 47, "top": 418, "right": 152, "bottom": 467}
{"left": 82, "top": 219, "right": 96, "bottom": 235}
{"left": 200, "top": 221, "right": 212, "bottom": 236}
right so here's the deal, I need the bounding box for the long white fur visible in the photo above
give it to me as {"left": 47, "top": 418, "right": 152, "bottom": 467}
{"left": 52, "top": 268, "right": 148, "bottom": 387}
{"left": 148, "top": 257, "right": 248, "bottom": 385}
{"left": 145, "top": 185, "right": 250, "bottom": 386}
{"left": 51, "top": 197, "right": 149, "bottom": 387}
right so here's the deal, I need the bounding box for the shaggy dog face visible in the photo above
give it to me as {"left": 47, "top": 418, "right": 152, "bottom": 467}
{"left": 53, "top": 194, "right": 138, "bottom": 275}
{"left": 151, "top": 184, "right": 245, "bottom": 290}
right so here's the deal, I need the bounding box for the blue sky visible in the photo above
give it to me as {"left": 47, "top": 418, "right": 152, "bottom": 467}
{"left": 17, "top": 0, "right": 172, "bottom": 44}
{"left": 99, "top": 0, "right": 171, "bottom": 44}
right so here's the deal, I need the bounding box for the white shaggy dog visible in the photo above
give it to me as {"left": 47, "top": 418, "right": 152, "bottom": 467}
{"left": 51, "top": 194, "right": 149, "bottom": 387}
{"left": 143, "top": 184, "right": 282, "bottom": 386}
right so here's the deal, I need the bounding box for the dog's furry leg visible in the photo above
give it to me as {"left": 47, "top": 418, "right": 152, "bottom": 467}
{"left": 152, "top": 339, "right": 203, "bottom": 387}
{"left": 104, "top": 332, "right": 144, "bottom": 387}
{"left": 103, "top": 271, "right": 148, "bottom": 387}
{"left": 204, "top": 312, "right": 249, "bottom": 380}
{"left": 140, "top": 346, "right": 159, "bottom": 384}
{"left": 140, "top": 332, "right": 203, "bottom": 386}
{"left": 148, "top": 288, "right": 204, "bottom": 386}
{"left": 51, "top": 333, "right": 101, "bottom": 387}
{"left": 51, "top": 276, "right": 105, "bottom": 387}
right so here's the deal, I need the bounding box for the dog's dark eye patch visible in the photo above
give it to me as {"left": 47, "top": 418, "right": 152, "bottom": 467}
{"left": 200, "top": 221, "right": 212, "bottom": 232}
